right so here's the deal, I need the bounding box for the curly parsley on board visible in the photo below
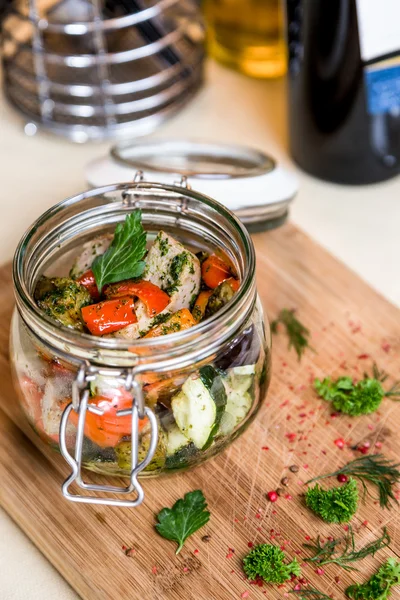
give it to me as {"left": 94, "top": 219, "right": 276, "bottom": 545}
{"left": 305, "top": 478, "right": 359, "bottom": 523}
{"left": 314, "top": 363, "right": 400, "bottom": 416}
{"left": 306, "top": 454, "right": 400, "bottom": 510}
{"left": 242, "top": 543, "right": 301, "bottom": 584}
{"left": 346, "top": 557, "right": 400, "bottom": 599}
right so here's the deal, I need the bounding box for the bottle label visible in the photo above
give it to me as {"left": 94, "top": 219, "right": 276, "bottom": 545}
{"left": 356, "top": 0, "right": 400, "bottom": 62}
{"left": 365, "top": 57, "right": 400, "bottom": 115}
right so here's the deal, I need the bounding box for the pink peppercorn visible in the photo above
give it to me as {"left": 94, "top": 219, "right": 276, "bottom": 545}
{"left": 334, "top": 438, "right": 345, "bottom": 449}
{"left": 337, "top": 474, "right": 348, "bottom": 483}
{"left": 267, "top": 491, "right": 278, "bottom": 502}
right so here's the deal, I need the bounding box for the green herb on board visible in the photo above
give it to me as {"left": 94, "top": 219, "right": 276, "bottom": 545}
{"left": 271, "top": 308, "right": 313, "bottom": 360}
{"left": 346, "top": 557, "right": 400, "bottom": 599}
{"left": 305, "top": 478, "right": 358, "bottom": 523}
{"left": 305, "top": 454, "right": 400, "bottom": 510}
{"left": 242, "top": 543, "right": 301, "bottom": 584}
{"left": 303, "top": 525, "right": 390, "bottom": 571}
{"left": 155, "top": 490, "right": 210, "bottom": 554}
{"left": 314, "top": 363, "right": 400, "bottom": 416}
{"left": 92, "top": 210, "right": 147, "bottom": 292}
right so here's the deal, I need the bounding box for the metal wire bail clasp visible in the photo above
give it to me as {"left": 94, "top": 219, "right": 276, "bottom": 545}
{"left": 59, "top": 363, "right": 158, "bottom": 507}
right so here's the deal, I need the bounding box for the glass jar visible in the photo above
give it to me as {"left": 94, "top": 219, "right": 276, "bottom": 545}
{"left": 11, "top": 179, "right": 271, "bottom": 506}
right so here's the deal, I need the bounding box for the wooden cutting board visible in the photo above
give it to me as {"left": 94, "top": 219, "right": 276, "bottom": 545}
{"left": 0, "top": 223, "right": 399, "bottom": 600}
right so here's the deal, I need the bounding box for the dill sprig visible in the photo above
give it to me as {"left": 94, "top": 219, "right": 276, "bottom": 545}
{"left": 368, "top": 363, "right": 400, "bottom": 398}
{"left": 271, "top": 308, "right": 313, "bottom": 360}
{"left": 305, "top": 454, "right": 400, "bottom": 509}
{"left": 303, "top": 526, "right": 390, "bottom": 572}
{"left": 289, "top": 589, "right": 333, "bottom": 599}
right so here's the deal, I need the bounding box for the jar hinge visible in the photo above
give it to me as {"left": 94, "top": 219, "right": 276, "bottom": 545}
{"left": 59, "top": 362, "right": 158, "bottom": 507}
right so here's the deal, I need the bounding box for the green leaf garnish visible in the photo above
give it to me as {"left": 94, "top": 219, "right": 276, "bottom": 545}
{"left": 243, "top": 543, "right": 301, "bottom": 584}
{"left": 305, "top": 478, "right": 358, "bottom": 523}
{"left": 305, "top": 454, "right": 400, "bottom": 510}
{"left": 155, "top": 490, "right": 210, "bottom": 554}
{"left": 91, "top": 210, "right": 147, "bottom": 292}
{"left": 346, "top": 557, "right": 400, "bottom": 599}
{"left": 314, "top": 363, "right": 400, "bottom": 416}
{"left": 271, "top": 308, "right": 313, "bottom": 361}
{"left": 303, "top": 525, "right": 390, "bottom": 571}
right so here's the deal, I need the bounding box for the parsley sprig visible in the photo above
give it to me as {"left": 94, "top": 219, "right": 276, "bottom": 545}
{"left": 346, "top": 557, "right": 400, "bottom": 599}
{"left": 155, "top": 490, "right": 210, "bottom": 554}
{"left": 243, "top": 543, "right": 301, "bottom": 584}
{"left": 271, "top": 308, "right": 313, "bottom": 360}
{"left": 315, "top": 363, "right": 400, "bottom": 416}
{"left": 303, "top": 526, "right": 390, "bottom": 571}
{"left": 305, "top": 454, "right": 400, "bottom": 510}
{"left": 92, "top": 210, "right": 147, "bottom": 292}
{"left": 305, "top": 478, "right": 358, "bottom": 523}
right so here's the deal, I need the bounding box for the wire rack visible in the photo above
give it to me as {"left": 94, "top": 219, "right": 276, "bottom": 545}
{"left": 1, "top": 0, "right": 205, "bottom": 141}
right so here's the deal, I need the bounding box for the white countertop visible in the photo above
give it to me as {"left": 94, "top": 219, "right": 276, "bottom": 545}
{"left": 1, "top": 60, "right": 399, "bottom": 600}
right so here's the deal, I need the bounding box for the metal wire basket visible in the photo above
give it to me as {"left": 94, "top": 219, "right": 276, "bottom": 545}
{"left": 1, "top": 0, "right": 205, "bottom": 141}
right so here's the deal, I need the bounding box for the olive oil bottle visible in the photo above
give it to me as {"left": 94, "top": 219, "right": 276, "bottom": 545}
{"left": 204, "top": 0, "right": 287, "bottom": 78}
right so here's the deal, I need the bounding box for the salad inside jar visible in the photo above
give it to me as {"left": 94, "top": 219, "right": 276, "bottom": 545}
{"left": 18, "top": 209, "right": 267, "bottom": 475}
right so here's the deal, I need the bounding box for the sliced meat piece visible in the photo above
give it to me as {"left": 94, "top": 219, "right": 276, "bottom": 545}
{"left": 104, "top": 322, "right": 141, "bottom": 340}
{"left": 69, "top": 233, "right": 113, "bottom": 279}
{"left": 135, "top": 231, "right": 201, "bottom": 333}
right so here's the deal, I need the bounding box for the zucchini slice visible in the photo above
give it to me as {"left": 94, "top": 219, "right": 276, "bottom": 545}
{"left": 219, "top": 367, "right": 256, "bottom": 436}
{"left": 166, "top": 424, "right": 191, "bottom": 456}
{"left": 171, "top": 366, "right": 227, "bottom": 450}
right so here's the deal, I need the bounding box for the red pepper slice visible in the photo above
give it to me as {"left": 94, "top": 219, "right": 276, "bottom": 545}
{"left": 201, "top": 254, "right": 232, "bottom": 289}
{"left": 67, "top": 387, "right": 148, "bottom": 448}
{"left": 105, "top": 280, "right": 170, "bottom": 317}
{"left": 77, "top": 269, "right": 100, "bottom": 301}
{"left": 81, "top": 296, "right": 137, "bottom": 336}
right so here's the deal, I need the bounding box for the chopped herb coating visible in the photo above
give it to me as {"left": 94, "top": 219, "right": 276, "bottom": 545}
{"left": 157, "top": 235, "right": 170, "bottom": 257}
{"left": 34, "top": 276, "right": 91, "bottom": 330}
{"left": 243, "top": 543, "right": 301, "bottom": 584}
{"left": 346, "top": 557, "right": 400, "bottom": 599}
{"left": 205, "top": 280, "right": 235, "bottom": 318}
{"left": 165, "top": 252, "right": 190, "bottom": 295}
{"left": 305, "top": 478, "right": 358, "bottom": 523}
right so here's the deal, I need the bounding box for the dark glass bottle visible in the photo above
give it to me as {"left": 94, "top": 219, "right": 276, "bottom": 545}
{"left": 286, "top": 0, "right": 400, "bottom": 184}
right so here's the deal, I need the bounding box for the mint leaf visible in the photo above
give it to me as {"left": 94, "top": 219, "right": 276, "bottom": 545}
{"left": 92, "top": 211, "right": 147, "bottom": 292}
{"left": 155, "top": 490, "right": 210, "bottom": 554}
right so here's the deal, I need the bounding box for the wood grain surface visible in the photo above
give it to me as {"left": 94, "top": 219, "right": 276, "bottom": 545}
{"left": 0, "top": 222, "right": 399, "bottom": 600}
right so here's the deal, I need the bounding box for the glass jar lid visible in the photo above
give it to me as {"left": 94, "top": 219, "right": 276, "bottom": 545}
{"left": 85, "top": 139, "right": 299, "bottom": 231}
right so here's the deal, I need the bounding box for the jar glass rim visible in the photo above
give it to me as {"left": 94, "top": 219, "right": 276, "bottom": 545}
{"left": 13, "top": 181, "right": 257, "bottom": 364}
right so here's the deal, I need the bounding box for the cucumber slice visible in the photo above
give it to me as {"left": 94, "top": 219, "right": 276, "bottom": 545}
{"left": 171, "top": 366, "right": 227, "bottom": 450}
{"left": 166, "top": 425, "right": 190, "bottom": 456}
{"left": 219, "top": 367, "right": 255, "bottom": 435}
{"left": 165, "top": 442, "right": 199, "bottom": 470}
{"left": 199, "top": 365, "right": 227, "bottom": 449}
